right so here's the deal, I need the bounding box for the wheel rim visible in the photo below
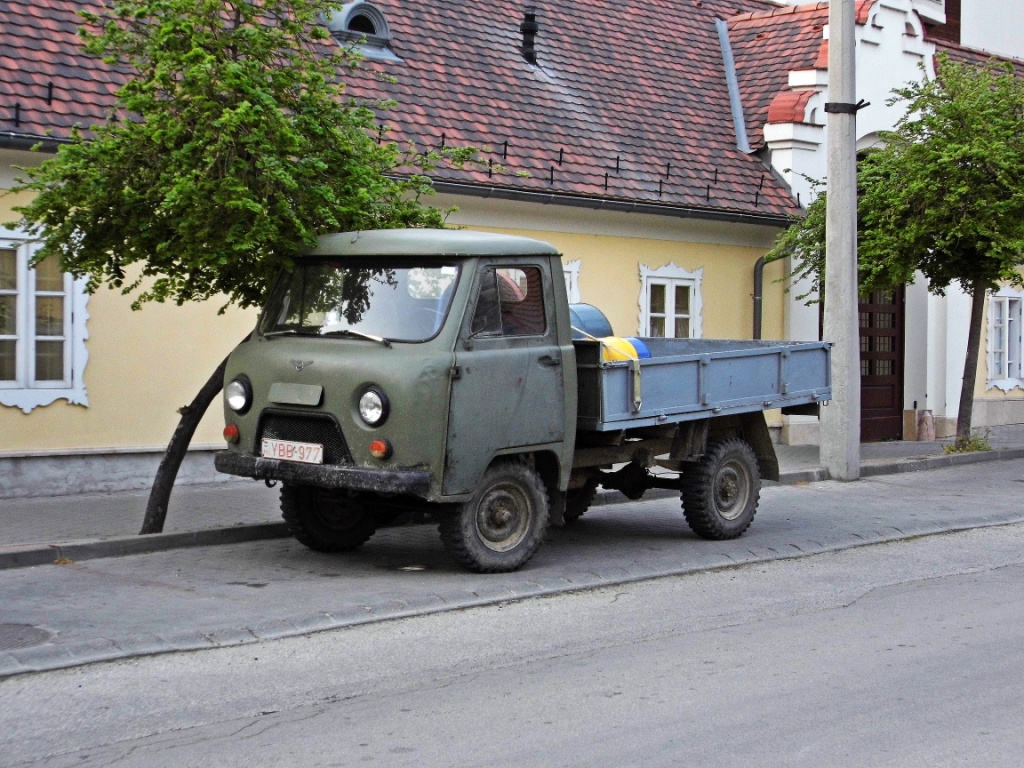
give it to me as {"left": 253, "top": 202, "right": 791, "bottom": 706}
{"left": 713, "top": 459, "right": 751, "bottom": 521}
{"left": 475, "top": 482, "right": 532, "bottom": 553}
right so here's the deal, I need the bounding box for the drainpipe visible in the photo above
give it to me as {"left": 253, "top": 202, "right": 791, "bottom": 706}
{"left": 753, "top": 256, "right": 765, "bottom": 339}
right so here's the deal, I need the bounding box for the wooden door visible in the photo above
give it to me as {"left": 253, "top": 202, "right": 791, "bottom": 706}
{"left": 859, "top": 288, "right": 905, "bottom": 441}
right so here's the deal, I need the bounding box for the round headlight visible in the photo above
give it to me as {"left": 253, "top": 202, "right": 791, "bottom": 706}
{"left": 358, "top": 388, "right": 389, "bottom": 426}
{"left": 225, "top": 377, "right": 252, "bottom": 414}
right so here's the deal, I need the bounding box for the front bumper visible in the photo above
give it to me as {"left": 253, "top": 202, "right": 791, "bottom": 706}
{"left": 215, "top": 450, "right": 432, "bottom": 495}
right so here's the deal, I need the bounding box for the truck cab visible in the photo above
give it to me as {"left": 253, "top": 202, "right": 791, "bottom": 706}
{"left": 216, "top": 230, "right": 577, "bottom": 571}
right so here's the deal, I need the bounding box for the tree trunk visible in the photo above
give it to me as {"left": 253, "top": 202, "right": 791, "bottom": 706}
{"left": 139, "top": 355, "right": 230, "bottom": 535}
{"left": 956, "top": 281, "right": 987, "bottom": 442}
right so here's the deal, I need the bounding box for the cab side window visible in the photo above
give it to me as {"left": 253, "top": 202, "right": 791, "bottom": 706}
{"left": 470, "top": 267, "right": 546, "bottom": 337}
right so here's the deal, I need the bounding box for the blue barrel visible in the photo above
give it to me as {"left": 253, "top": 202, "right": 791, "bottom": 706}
{"left": 624, "top": 337, "right": 652, "bottom": 359}
{"left": 569, "top": 303, "right": 614, "bottom": 340}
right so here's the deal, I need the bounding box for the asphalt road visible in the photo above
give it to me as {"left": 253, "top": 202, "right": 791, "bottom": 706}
{"left": 3, "top": 516, "right": 1024, "bottom": 767}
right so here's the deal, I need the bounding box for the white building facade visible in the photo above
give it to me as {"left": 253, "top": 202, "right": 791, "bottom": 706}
{"left": 763, "top": 0, "right": 1024, "bottom": 438}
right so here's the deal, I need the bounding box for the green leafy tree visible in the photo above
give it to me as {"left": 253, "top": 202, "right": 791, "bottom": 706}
{"left": 8, "top": 0, "right": 471, "bottom": 532}
{"left": 768, "top": 54, "right": 1024, "bottom": 444}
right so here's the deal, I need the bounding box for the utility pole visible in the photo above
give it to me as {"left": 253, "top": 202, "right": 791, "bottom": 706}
{"left": 822, "top": 0, "right": 861, "bottom": 480}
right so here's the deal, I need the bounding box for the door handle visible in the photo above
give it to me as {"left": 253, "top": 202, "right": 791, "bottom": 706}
{"left": 538, "top": 355, "right": 561, "bottom": 367}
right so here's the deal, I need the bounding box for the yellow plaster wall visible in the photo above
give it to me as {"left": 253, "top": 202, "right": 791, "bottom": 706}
{"left": 1, "top": 187, "right": 258, "bottom": 453}
{"left": 1, "top": 189, "right": 35, "bottom": 213}
{"left": 0, "top": 287, "right": 258, "bottom": 453}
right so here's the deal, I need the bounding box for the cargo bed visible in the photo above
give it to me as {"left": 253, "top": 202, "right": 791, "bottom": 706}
{"left": 575, "top": 338, "right": 832, "bottom": 431}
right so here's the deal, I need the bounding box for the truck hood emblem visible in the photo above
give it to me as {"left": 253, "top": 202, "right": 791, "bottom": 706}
{"left": 291, "top": 360, "right": 314, "bottom": 372}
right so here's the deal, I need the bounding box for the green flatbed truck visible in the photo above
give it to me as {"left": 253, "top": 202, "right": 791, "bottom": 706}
{"left": 215, "top": 229, "right": 831, "bottom": 572}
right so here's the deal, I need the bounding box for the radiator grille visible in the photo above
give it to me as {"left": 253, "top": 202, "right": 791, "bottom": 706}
{"left": 256, "top": 410, "right": 353, "bottom": 465}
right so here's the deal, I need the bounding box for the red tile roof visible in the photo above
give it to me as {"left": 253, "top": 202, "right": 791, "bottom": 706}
{"left": 1, "top": 0, "right": 803, "bottom": 223}
{"left": 728, "top": 2, "right": 830, "bottom": 148}
{"left": 343, "top": 0, "right": 806, "bottom": 220}
{"left": 767, "top": 89, "right": 815, "bottom": 123}
{"left": 0, "top": 0, "right": 125, "bottom": 145}
{"left": 931, "top": 39, "right": 1024, "bottom": 75}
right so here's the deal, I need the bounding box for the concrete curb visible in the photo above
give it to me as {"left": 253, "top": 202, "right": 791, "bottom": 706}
{"left": 859, "top": 446, "right": 1024, "bottom": 476}
{"left": 1, "top": 448, "right": 1021, "bottom": 572}
{"left": 0, "top": 523, "right": 289, "bottom": 570}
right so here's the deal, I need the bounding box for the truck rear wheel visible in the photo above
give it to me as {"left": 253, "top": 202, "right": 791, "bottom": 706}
{"left": 280, "top": 483, "right": 377, "bottom": 553}
{"left": 438, "top": 460, "right": 550, "bottom": 573}
{"left": 564, "top": 477, "right": 599, "bottom": 523}
{"left": 680, "top": 437, "right": 760, "bottom": 540}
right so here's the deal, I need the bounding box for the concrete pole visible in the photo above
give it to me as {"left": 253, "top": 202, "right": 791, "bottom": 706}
{"left": 822, "top": 0, "right": 861, "bottom": 480}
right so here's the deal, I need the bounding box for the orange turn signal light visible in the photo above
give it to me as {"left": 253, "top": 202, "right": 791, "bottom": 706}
{"left": 223, "top": 424, "right": 240, "bottom": 444}
{"left": 369, "top": 439, "right": 392, "bottom": 459}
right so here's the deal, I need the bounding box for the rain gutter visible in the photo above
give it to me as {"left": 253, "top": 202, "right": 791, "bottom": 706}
{"left": 431, "top": 181, "right": 794, "bottom": 228}
{"left": 0, "top": 132, "right": 70, "bottom": 153}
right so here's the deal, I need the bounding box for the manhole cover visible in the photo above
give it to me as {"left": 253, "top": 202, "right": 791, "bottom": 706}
{"left": 0, "top": 624, "right": 55, "bottom": 652}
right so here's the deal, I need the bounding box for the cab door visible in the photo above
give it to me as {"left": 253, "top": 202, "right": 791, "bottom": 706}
{"left": 444, "top": 260, "right": 566, "bottom": 495}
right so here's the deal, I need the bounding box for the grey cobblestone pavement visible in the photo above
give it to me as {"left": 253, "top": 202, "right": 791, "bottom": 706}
{"left": 1, "top": 449, "right": 1023, "bottom": 677}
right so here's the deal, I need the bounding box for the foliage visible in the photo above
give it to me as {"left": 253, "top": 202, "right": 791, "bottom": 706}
{"left": 763, "top": 176, "right": 827, "bottom": 303}
{"left": 943, "top": 430, "right": 992, "bottom": 454}
{"left": 767, "top": 54, "right": 1024, "bottom": 301}
{"left": 8, "top": 0, "right": 475, "bottom": 310}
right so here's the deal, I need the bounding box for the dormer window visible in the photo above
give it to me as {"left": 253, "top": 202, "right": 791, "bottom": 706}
{"left": 326, "top": 2, "right": 401, "bottom": 63}
{"left": 347, "top": 12, "right": 378, "bottom": 36}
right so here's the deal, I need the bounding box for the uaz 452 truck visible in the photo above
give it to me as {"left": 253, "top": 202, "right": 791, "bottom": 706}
{"left": 215, "top": 229, "right": 831, "bottom": 572}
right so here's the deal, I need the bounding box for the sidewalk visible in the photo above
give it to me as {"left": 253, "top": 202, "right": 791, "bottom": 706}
{"left": 1, "top": 425, "right": 1023, "bottom": 567}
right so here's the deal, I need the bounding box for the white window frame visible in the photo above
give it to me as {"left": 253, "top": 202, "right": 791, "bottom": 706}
{"left": 639, "top": 263, "right": 703, "bottom": 338}
{"left": 988, "top": 287, "right": 1023, "bottom": 392}
{"left": 0, "top": 233, "right": 90, "bottom": 413}
{"left": 562, "top": 259, "right": 581, "bottom": 304}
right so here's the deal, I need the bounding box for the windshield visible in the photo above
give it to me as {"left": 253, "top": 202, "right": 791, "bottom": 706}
{"left": 259, "top": 259, "right": 461, "bottom": 343}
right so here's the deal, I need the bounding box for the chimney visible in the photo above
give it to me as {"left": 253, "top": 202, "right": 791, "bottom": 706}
{"left": 924, "top": 0, "right": 961, "bottom": 44}
{"left": 520, "top": 6, "right": 539, "bottom": 64}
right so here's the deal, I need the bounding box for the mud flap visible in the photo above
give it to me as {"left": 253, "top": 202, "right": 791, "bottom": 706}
{"left": 740, "top": 412, "right": 780, "bottom": 482}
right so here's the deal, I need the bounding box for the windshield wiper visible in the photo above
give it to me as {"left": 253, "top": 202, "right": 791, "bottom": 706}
{"left": 319, "top": 329, "right": 392, "bottom": 347}
{"left": 262, "top": 329, "right": 318, "bottom": 338}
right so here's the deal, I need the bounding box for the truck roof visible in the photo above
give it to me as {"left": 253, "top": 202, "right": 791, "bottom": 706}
{"left": 302, "top": 229, "right": 561, "bottom": 258}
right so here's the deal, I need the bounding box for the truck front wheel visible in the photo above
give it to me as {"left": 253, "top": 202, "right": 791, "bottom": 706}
{"left": 680, "top": 437, "right": 760, "bottom": 540}
{"left": 280, "top": 483, "right": 378, "bottom": 553}
{"left": 439, "top": 460, "right": 550, "bottom": 573}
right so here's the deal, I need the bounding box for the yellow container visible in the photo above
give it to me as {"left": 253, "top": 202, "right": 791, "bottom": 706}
{"left": 600, "top": 336, "right": 638, "bottom": 362}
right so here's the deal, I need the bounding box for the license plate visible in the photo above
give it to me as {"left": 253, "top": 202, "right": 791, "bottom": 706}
{"left": 261, "top": 438, "right": 324, "bottom": 465}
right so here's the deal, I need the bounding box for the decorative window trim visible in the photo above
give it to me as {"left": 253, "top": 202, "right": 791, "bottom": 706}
{"left": 638, "top": 263, "right": 703, "bottom": 338}
{"left": 0, "top": 234, "right": 90, "bottom": 413}
{"left": 562, "top": 259, "right": 581, "bottom": 304}
{"left": 987, "top": 286, "right": 1023, "bottom": 392}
